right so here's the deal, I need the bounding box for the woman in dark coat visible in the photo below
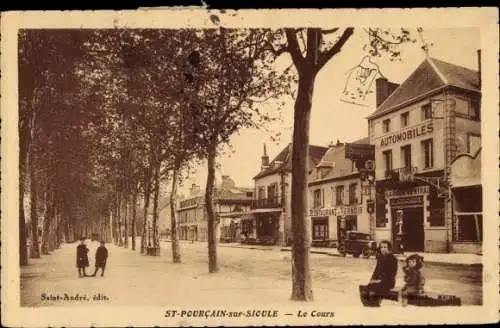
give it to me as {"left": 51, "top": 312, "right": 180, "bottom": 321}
{"left": 359, "top": 240, "right": 398, "bottom": 306}
{"left": 76, "top": 238, "right": 89, "bottom": 277}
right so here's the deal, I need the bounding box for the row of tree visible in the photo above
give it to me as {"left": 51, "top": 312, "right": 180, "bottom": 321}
{"left": 19, "top": 27, "right": 414, "bottom": 301}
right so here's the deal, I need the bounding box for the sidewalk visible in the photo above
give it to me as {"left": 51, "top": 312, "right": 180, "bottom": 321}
{"left": 174, "top": 240, "right": 482, "bottom": 266}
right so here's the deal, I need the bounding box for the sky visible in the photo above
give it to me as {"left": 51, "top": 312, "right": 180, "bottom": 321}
{"left": 178, "top": 27, "right": 480, "bottom": 195}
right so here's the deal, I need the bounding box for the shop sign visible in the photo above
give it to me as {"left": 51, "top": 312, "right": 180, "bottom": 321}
{"left": 345, "top": 143, "right": 375, "bottom": 160}
{"left": 385, "top": 186, "right": 429, "bottom": 197}
{"left": 389, "top": 196, "right": 423, "bottom": 207}
{"left": 380, "top": 122, "right": 434, "bottom": 147}
{"left": 309, "top": 205, "right": 362, "bottom": 217}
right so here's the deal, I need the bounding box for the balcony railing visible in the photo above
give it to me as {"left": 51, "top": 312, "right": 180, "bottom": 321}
{"left": 251, "top": 196, "right": 282, "bottom": 209}
{"left": 385, "top": 166, "right": 418, "bottom": 181}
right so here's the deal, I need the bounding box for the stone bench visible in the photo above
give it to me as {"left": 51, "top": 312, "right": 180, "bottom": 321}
{"left": 359, "top": 285, "right": 461, "bottom": 307}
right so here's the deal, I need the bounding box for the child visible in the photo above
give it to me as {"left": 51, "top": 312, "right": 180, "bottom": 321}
{"left": 92, "top": 241, "right": 108, "bottom": 277}
{"left": 401, "top": 254, "right": 425, "bottom": 306}
{"left": 76, "top": 237, "right": 89, "bottom": 278}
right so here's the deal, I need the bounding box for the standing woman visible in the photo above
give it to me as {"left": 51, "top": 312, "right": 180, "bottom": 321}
{"left": 76, "top": 237, "right": 90, "bottom": 277}
{"left": 359, "top": 240, "right": 398, "bottom": 306}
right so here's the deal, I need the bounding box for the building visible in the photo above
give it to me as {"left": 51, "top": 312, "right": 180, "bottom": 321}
{"left": 307, "top": 139, "right": 375, "bottom": 247}
{"left": 243, "top": 143, "right": 328, "bottom": 246}
{"left": 177, "top": 176, "right": 254, "bottom": 242}
{"left": 367, "top": 53, "right": 481, "bottom": 253}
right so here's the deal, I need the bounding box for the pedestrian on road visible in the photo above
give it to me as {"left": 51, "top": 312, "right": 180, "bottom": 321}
{"left": 92, "top": 241, "right": 108, "bottom": 277}
{"left": 359, "top": 240, "right": 398, "bottom": 306}
{"left": 76, "top": 237, "right": 89, "bottom": 278}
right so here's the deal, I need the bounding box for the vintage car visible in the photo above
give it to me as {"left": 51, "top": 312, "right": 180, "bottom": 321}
{"left": 337, "top": 231, "right": 377, "bottom": 258}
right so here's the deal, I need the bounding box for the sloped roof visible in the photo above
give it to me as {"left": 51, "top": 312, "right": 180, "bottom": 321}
{"left": 310, "top": 138, "right": 369, "bottom": 184}
{"left": 253, "top": 144, "right": 328, "bottom": 180}
{"left": 368, "top": 57, "right": 480, "bottom": 119}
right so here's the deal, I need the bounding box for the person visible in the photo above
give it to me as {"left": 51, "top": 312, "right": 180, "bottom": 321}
{"left": 359, "top": 240, "right": 398, "bottom": 306}
{"left": 76, "top": 237, "right": 89, "bottom": 278}
{"left": 92, "top": 241, "right": 108, "bottom": 277}
{"left": 400, "top": 254, "right": 425, "bottom": 306}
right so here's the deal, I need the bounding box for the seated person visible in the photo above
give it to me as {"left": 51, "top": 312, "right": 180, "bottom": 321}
{"left": 359, "top": 240, "right": 398, "bottom": 306}
{"left": 401, "top": 254, "right": 425, "bottom": 306}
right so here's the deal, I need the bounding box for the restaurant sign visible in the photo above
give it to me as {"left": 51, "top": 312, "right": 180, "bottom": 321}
{"left": 385, "top": 186, "right": 429, "bottom": 197}
{"left": 309, "top": 205, "right": 363, "bottom": 217}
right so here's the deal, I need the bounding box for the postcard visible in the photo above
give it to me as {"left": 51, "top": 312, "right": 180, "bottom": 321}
{"left": 1, "top": 7, "right": 498, "bottom": 327}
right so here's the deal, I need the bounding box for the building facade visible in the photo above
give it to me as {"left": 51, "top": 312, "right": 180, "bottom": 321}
{"left": 177, "top": 176, "right": 253, "bottom": 242}
{"left": 242, "top": 143, "right": 328, "bottom": 246}
{"left": 307, "top": 139, "right": 374, "bottom": 247}
{"left": 367, "top": 55, "right": 481, "bottom": 253}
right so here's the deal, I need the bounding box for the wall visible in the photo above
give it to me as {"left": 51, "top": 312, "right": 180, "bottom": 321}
{"left": 307, "top": 176, "right": 369, "bottom": 243}
{"left": 370, "top": 94, "right": 446, "bottom": 180}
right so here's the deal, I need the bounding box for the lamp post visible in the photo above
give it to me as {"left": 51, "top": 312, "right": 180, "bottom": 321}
{"left": 394, "top": 209, "right": 405, "bottom": 254}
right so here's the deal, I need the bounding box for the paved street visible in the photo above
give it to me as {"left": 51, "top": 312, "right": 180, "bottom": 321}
{"left": 21, "top": 239, "right": 482, "bottom": 308}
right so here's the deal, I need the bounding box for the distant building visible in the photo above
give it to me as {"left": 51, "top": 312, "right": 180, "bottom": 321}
{"left": 244, "top": 143, "right": 328, "bottom": 246}
{"left": 367, "top": 53, "right": 481, "bottom": 253}
{"left": 177, "top": 175, "right": 253, "bottom": 242}
{"left": 307, "top": 138, "right": 375, "bottom": 248}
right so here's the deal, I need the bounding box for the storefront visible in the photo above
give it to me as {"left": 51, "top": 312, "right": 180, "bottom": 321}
{"left": 309, "top": 205, "right": 364, "bottom": 247}
{"left": 450, "top": 148, "right": 482, "bottom": 254}
{"left": 375, "top": 174, "right": 447, "bottom": 252}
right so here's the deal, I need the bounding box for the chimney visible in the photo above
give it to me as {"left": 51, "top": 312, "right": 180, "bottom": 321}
{"left": 376, "top": 77, "right": 399, "bottom": 107}
{"left": 261, "top": 143, "right": 270, "bottom": 170}
{"left": 190, "top": 183, "right": 200, "bottom": 196}
{"left": 336, "top": 139, "right": 342, "bottom": 146}
{"left": 477, "top": 49, "right": 481, "bottom": 88}
{"left": 220, "top": 175, "right": 235, "bottom": 189}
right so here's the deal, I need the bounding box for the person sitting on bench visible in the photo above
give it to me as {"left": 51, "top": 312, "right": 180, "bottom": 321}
{"left": 360, "top": 240, "right": 398, "bottom": 306}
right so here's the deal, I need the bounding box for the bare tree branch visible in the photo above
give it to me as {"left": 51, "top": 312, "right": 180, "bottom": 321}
{"left": 284, "top": 28, "right": 304, "bottom": 69}
{"left": 321, "top": 28, "right": 340, "bottom": 35}
{"left": 316, "top": 27, "right": 354, "bottom": 71}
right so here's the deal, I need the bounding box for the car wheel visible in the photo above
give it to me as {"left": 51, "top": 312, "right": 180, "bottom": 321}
{"left": 362, "top": 248, "right": 371, "bottom": 258}
{"left": 338, "top": 245, "right": 346, "bottom": 257}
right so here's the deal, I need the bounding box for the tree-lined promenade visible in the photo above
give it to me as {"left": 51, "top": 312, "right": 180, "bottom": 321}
{"left": 19, "top": 27, "right": 416, "bottom": 301}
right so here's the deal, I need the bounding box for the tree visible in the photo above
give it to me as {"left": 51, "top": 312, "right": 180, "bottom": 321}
{"left": 191, "top": 28, "right": 292, "bottom": 273}
{"left": 268, "top": 27, "right": 415, "bottom": 301}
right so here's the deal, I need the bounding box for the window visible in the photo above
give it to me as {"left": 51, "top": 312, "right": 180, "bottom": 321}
{"left": 336, "top": 185, "right": 344, "bottom": 205}
{"left": 246, "top": 192, "right": 253, "bottom": 198}
{"left": 401, "top": 145, "right": 412, "bottom": 168}
{"left": 258, "top": 187, "right": 265, "bottom": 200}
{"left": 422, "top": 139, "right": 434, "bottom": 169}
{"left": 422, "top": 103, "right": 432, "bottom": 120}
{"left": 382, "top": 119, "right": 391, "bottom": 133}
{"left": 469, "top": 98, "right": 480, "bottom": 121}
{"left": 313, "top": 189, "right": 323, "bottom": 208}
{"left": 383, "top": 150, "right": 393, "bottom": 176}
{"left": 267, "top": 183, "right": 278, "bottom": 200}
{"left": 349, "top": 183, "right": 358, "bottom": 204}
{"left": 468, "top": 134, "right": 481, "bottom": 154}
{"left": 400, "top": 112, "right": 409, "bottom": 127}
{"left": 312, "top": 218, "right": 329, "bottom": 241}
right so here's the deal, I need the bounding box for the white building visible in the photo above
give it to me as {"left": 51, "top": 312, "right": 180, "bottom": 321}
{"left": 367, "top": 54, "right": 481, "bottom": 253}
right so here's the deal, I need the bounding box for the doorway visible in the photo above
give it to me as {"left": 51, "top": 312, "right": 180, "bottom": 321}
{"left": 391, "top": 207, "right": 424, "bottom": 252}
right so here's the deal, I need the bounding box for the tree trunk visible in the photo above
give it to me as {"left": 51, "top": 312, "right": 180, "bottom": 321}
{"left": 19, "top": 182, "right": 28, "bottom": 266}
{"left": 29, "top": 163, "right": 40, "bottom": 259}
{"left": 141, "top": 166, "right": 153, "bottom": 254}
{"left": 205, "top": 145, "right": 218, "bottom": 273}
{"left": 151, "top": 160, "right": 161, "bottom": 255}
{"left": 116, "top": 194, "right": 123, "bottom": 246}
{"left": 131, "top": 186, "right": 138, "bottom": 251}
{"left": 290, "top": 72, "right": 315, "bottom": 301}
{"left": 124, "top": 194, "right": 129, "bottom": 248}
{"left": 170, "top": 161, "right": 182, "bottom": 263}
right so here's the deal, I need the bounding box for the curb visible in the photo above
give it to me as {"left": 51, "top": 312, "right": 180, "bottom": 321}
{"left": 166, "top": 240, "right": 482, "bottom": 266}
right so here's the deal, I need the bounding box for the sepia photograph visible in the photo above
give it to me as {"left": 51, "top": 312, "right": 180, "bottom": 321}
{"left": 1, "top": 8, "right": 498, "bottom": 327}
